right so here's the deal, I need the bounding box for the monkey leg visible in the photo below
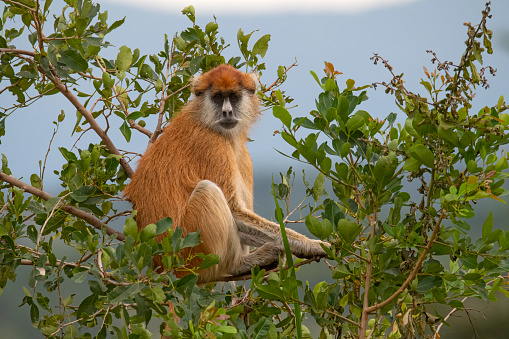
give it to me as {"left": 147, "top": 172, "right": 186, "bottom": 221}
{"left": 183, "top": 180, "right": 282, "bottom": 282}
{"left": 234, "top": 209, "right": 329, "bottom": 259}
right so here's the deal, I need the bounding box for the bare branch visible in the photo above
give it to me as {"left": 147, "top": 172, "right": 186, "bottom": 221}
{"left": 0, "top": 48, "right": 36, "bottom": 57}
{"left": 0, "top": 172, "right": 125, "bottom": 240}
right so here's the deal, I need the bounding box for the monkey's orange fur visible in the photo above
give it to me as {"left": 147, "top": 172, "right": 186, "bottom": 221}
{"left": 124, "top": 65, "right": 258, "bottom": 281}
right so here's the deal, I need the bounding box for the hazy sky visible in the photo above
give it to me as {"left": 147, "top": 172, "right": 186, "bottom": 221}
{"left": 106, "top": 0, "right": 419, "bottom": 14}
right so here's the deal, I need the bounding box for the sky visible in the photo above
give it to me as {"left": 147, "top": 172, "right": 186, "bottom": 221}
{"left": 1, "top": 0, "right": 509, "bottom": 337}
{"left": 106, "top": 0, "right": 419, "bottom": 14}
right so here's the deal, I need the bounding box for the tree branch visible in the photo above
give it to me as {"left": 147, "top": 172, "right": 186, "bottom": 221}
{"left": 0, "top": 48, "right": 36, "bottom": 57}
{"left": 365, "top": 210, "right": 447, "bottom": 313}
{"left": 214, "top": 256, "right": 323, "bottom": 282}
{"left": 48, "top": 74, "right": 134, "bottom": 177}
{"left": 0, "top": 172, "right": 125, "bottom": 241}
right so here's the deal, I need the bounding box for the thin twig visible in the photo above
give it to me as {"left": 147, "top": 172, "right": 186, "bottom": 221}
{"left": 148, "top": 83, "right": 191, "bottom": 146}
{"left": 0, "top": 79, "right": 22, "bottom": 95}
{"left": 40, "top": 121, "right": 59, "bottom": 189}
{"left": 36, "top": 192, "right": 70, "bottom": 251}
{"left": 263, "top": 61, "right": 298, "bottom": 93}
{"left": 0, "top": 195, "right": 16, "bottom": 214}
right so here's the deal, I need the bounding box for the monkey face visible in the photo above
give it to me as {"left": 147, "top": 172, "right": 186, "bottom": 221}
{"left": 211, "top": 91, "right": 241, "bottom": 130}
{"left": 191, "top": 64, "right": 260, "bottom": 136}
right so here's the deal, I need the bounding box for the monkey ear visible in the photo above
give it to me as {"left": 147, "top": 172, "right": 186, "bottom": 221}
{"left": 191, "top": 75, "right": 203, "bottom": 96}
{"left": 247, "top": 71, "right": 259, "bottom": 91}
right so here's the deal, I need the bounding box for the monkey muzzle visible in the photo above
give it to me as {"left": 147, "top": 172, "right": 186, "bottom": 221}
{"left": 218, "top": 98, "right": 239, "bottom": 129}
{"left": 218, "top": 117, "right": 239, "bottom": 129}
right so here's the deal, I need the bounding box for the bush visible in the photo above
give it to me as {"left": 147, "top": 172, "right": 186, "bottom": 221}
{"left": 0, "top": 1, "right": 507, "bottom": 338}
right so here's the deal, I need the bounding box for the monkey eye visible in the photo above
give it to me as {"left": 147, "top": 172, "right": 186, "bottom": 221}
{"left": 229, "top": 93, "right": 239, "bottom": 103}
{"left": 212, "top": 93, "right": 223, "bottom": 104}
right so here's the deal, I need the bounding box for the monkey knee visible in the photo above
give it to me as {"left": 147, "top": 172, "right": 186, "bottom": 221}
{"left": 191, "top": 180, "right": 223, "bottom": 197}
{"left": 188, "top": 180, "right": 229, "bottom": 210}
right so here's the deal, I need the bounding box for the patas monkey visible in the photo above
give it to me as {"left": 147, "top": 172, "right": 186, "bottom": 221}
{"left": 124, "top": 64, "right": 327, "bottom": 283}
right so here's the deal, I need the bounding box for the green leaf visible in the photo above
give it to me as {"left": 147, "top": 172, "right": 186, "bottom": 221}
{"left": 70, "top": 186, "right": 95, "bottom": 203}
{"left": 482, "top": 212, "right": 493, "bottom": 241}
{"left": 30, "top": 173, "right": 42, "bottom": 189}
{"left": 116, "top": 45, "right": 133, "bottom": 73}
{"left": 182, "top": 5, "right": 195, "bottom": 23}
{"left": 416, "top": 276, "right": 442, "bottom": 293}
{"left": 373, "top": 155, "right": 396, "bottom": 189}
{"left": 189, "top": 55, "right": 204, "bottom": 74}
{"left": 197, "top": 253, "right": 219, "bottom": 270}
{"left": 346, "top": 78, "right": 355, "bottom": 90}
{"left": 448, "top": 300, "right": 464, "bottom": 309}
{"left": 256, "top": 284, "right": 285, "bottom": 301}
{"left": 123, "top": 217, "right": 138, "bottom": 239}
{"left": 181, "top": 231, "right": 200, "bottom": 249}
{"left": 250, "top": 317, "right": 271, "bottom": 339}
{"left": 409, "top": 144, "right": 435, "bottom": 168}
{"left": 340, "top": 142, "right": 351, "bottom": 158}
{"left": 312, "top": 172, "right": 325, "bottom": 201}
{"left": 102, "top": 72, "right": 114, "bottom": 88}
{"left": 155, "top": 217, "right": 172, "bottom": 235}
{"left": 337, "top": 96, "right": 349, "bottom": 122}
{"left": 217, "top": 326, "right": 237, "bottom": 334}
{"left": 346, "top": 114, "right": 364, "bottom": 133}
{"left": 60, "top": 50, "right": 88, "bottom": 72}
{"left": 77, "top": 294, "right": 98, "bottom": 318}
{"left": 30, "top": 303, "right": 39, "bottom": 324}
{"left": 463, "top": 273, "right": 482, "bottom": 281}
{"left": 309, "top": 70, "right": 323, "bottom": 88}
{"left": 140, "top": 223, "right": 156, "bottom": 242}
{"left": 120, "top": 121, "right": 131, "bottom": 142}
{"left": 495, "top": 157, "right": 508, "bottom": 171}
{"left": 324, "top": 78, "right": 336, "bottom": 92}
{"left": 108, "top": 283, "right": 143, "bottom": 304}
{"left": 438, "top": 126, "right": 460, "bottom": 147}
{"left": 252, "top": 34, "right": 271, "bottom": 58}
{"left": 305, "top": 215, "right": 332, "bottom": 240}
{"left": 332, "top": 264, "right": 351, "bottom": 279}
{"left": 337, "top": 219, "right": 361, "bottom": 245}
{"left": 273, "top": 106, "right": 292, "bottom": 130}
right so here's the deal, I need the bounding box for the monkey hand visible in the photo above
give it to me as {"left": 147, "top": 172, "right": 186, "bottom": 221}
{"left": 291, "top": 239, "right": 330, "bottom": 260}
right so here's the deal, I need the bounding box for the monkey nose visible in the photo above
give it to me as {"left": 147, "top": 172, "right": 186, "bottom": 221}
{"left": 222, "top": 110, "right": 233, "bottom": 118}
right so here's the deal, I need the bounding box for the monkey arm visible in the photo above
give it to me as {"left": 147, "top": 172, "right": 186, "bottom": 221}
{"left": 232, "top": 207, "right": 328, "bottom": 259}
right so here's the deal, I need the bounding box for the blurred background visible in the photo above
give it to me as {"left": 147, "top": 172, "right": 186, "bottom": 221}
{"left": 1, "top": 0, "right": 508, "bottom": 337}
